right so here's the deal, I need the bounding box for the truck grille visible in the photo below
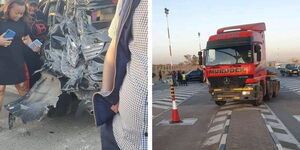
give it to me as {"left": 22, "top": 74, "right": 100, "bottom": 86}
{"left": 208, "top": 76, "right": 248, "bottom": 89}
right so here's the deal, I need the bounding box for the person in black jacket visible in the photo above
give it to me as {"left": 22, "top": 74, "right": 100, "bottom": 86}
{"left": 0, "top": 0, "right": 37, "bottom": 112}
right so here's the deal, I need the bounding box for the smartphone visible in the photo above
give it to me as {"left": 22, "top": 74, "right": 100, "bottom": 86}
{"left": 3, "top": 29, "right": 16, "bottom": 39}
{"left": 29, "top": 39, "right": 43, "bottom": 51}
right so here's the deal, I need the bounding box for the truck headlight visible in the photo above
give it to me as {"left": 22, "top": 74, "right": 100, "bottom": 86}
{"left": 242, "top": 91, "right": 251, "bottom": 95}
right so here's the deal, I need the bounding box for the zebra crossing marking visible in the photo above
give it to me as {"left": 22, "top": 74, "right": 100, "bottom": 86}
{"left": 279, "top": 78, "right": 300, "bottom": 96}
{"left": 202, "top": 103, "right": 300, "bottom": 150}
{"left": 153, "top": 83, "right": 207, "bottom": 109}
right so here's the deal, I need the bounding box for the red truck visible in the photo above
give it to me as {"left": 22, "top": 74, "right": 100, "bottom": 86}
{"left": 199, "top": 23, "right": 280, "bottom": 106}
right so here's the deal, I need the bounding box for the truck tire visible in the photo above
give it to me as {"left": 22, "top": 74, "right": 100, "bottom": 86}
{"left": 273, "top": 81, "right": 280, "bottom": 97}
{"left": 264, "top": 82, "right": 273, "bottom": 101}
{"left": 215, "top": 101, "right": 226, "bottom": 106}
{"left": 253, "top": 85, "right": 263, "bottom": 106}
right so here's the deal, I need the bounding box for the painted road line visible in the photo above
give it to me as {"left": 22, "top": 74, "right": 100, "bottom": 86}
{"left": 218, "top": 134, "right": 227, "bottom": 150}
{"left": 168, "top": 96, "right": 190, "bottom": 100}
{"left": 213, "top": 116, "right": 227, "bottom": 124}
{"left": 268, "top": 121, "right": 286, "bottom": 130}
{"left": 293, "top": 115, "right": 300, "bottom": 122}
{"left": 152, "top": 101, "right": 172, "bottom": 106}
{"left": 264, "top": 114, "right": 278, "bottom": 120}
{"left": 208, "top": 123, "right": 224, "bottom": 133}
{"left": 203, "top": 134, "right": 222, "bottom": 146}
{"left": 152, "top": 104, "right": 169, "bottom": 109}
{"left": 203, "top": 109, "right": 231, "bottom": 148}
{"left": 216, "top": 110, "right": 232, "bottom": 116}
{"left": 263, "top": 104, "right": 300, "bottom": 149}
{"left": 158, "top": 99, "right": 184, "bottom": 103}
{"left": 274, "top": 132, "right": 300, "bottom": 144}
{"left": 218, "top": 115, "right": 231, "bottom": 150}
{"left": 174, "top": 91, "right": 199, "bottom": 95}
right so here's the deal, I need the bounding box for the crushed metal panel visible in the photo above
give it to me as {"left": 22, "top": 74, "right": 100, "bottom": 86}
{"left": 5, "top": 72, "right": 61, "bottom": 123}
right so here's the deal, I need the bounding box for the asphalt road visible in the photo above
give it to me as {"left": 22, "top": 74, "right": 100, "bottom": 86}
{"left": 153, "top": 76, "right": 300, "bottom": 150}
{"left": 0, "top": 86, "right": 101, "bottom": 150}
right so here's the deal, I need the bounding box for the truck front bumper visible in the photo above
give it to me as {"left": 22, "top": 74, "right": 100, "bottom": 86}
{"left": 210, "top": 85, "right": 258, "bottom": 101}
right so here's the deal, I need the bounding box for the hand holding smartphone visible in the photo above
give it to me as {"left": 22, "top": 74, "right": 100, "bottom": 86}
{"left": 28, "top": 39, "right": 43, "bottom": 52}
{"left": 4, "top": 29, "right": 16, "bottom": 39}
{"left": 0, "top": 29, "right": 14, "bottom": 47}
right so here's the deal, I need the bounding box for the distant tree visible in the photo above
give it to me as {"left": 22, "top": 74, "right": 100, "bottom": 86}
{"left": 184, "top": 54, "right": 198, "bottom": 65}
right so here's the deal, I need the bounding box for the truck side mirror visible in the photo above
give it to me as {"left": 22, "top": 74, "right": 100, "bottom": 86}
{"left": 255, "top": 45, "right": 261, "bottom": 62}
{"left": 198, "top": 51, "right": 203, "bottom": 65}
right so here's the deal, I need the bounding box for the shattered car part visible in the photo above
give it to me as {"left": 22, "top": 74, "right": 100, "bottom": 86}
{"left": 5, "top": 72, "right": 61, "bottom": 126}
{"left": 5, "top": 0, "right": 116, "bottom": 127}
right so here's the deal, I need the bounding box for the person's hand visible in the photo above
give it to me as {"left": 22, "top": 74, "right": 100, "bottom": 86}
{"left": 21, "top": 35, "right": 32, "bottom": 46}
{"left": 0, "top": 33, "right": 13, "bottom": 47}
{"left": 111, "top": 103, "right": 119, "bottom": 113}
{"left": 33, "top": 45, "right": 41, "bottom": 52}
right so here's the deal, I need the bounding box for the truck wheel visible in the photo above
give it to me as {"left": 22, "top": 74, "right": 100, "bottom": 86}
{"left": 264, "top": 83, "right": 273, "bottom": 101}
{"left": 215, "top": 101, "right": 226, "bottom": 106}
{"left": 253, "top": 85, "right": 263, "bottom": 106}
{"left": 273, "top": 81, "right": 280, "bottom": 97}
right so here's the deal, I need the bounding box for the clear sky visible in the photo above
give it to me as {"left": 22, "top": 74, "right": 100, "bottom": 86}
{"left": 153, "top": 0, "right": 300, "bottom": 64}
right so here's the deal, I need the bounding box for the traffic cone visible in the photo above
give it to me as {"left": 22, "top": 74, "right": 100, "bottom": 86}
{"left": 171, "top": 99, "right": 181, "bottom": 123}
{"left": 169, "top": 81, "right": 182, "bottom": 123}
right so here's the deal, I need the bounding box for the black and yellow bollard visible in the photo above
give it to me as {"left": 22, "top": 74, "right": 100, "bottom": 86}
{"left": 169, "top": 81, "right": 182, "bottom": 123}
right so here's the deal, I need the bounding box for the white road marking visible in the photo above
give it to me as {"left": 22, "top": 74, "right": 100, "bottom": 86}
{"left": 268, "top": 121, "right": 285, "bottom": 130}
{"left": 152, "top": 101, "right": 173, "bottom": 106}
{"left": 219, "top": 134, "right": 227, "bottom": 146}
{"left": 293, "top": 115, "right": 300, "bottom": 122}
{"left": 203, "top": 134, "right": 222, "bottom": 146}
{"left": 208, "top": 123, "right": 224, "bottom": 133}
{"left": 266, "top": 124, "right": 274, "bottom": 133}
{"left": 264, "top": 114, "right": 278, "bottom": 120}
{"left": 213, "top": 116, "right": 227, "bottom": 124}
{"left": 274, "top": 132, "right": 299, "bottom": 144}
{"left": 216, "top": 110, "right": 231, "bottom": 116}
{"left": 152, "top": 104, "right": 170, "bottom": 109}
{"left": 264, "top": 104, "right": 300, "bottom": 149}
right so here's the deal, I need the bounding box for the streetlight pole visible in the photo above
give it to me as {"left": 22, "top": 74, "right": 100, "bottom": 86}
{"left": 165, "top": 8, "right": 173, "bottom": 70}
{"left": 164, "top": 7, "right": 182, "bottom": 123}
{"left": 198, "top": 32, "right": 201, "bottom": 51}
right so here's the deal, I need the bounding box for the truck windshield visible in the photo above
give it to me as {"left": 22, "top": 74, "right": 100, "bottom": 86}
{"left": 205, "top": 45, "right": 252, "bottom": 66}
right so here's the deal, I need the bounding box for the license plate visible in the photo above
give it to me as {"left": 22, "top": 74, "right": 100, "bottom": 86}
{"left": 293, "top": 71, "right": 297, "bottom": 73}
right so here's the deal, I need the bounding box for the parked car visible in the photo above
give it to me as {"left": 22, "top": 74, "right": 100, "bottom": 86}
{"left": 186, "top": 69, "right": 204, "bottom": 82}
{"left": 280, "top": 64, "right": 300, "bottom": 76}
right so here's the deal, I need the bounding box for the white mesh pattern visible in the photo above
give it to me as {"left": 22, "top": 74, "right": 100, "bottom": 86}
{"left": 112, "top": 0, "right": 148, "bottom": 149}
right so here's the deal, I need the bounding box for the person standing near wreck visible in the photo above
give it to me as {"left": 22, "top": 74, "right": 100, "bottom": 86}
{"left": 93, "top": 0, "right": 148, "bottom": 149}
{"left": 0, "top": 0, "right": 35, "bottom": 112}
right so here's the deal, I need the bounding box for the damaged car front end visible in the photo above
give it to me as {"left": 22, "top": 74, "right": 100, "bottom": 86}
{"left": 5, "top": 0, "right": 115, "bottom": 129}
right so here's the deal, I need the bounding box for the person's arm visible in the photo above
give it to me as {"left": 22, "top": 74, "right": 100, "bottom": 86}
{"left": 101, "top": 39, "right": 116, "bottom": 92}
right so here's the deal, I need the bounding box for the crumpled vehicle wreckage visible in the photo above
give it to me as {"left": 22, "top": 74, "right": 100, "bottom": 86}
{"left": 5, "top": 0, "right": 116, "bottom": 129}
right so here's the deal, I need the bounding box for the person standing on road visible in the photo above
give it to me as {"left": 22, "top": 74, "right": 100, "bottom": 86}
{"left": 93, "top": 0, "right": 148, "bottom": 149}
{"left": 177, "top": 70, "right": 182, "bottom": 86}
{"left": 182, "top": 71, "right": 187, "bottom": 86}
{"left": 23, "top": 0, "right": 47, "bottom": 89}
{"left": 0, "top": 0, "right": 37, "bottom": 112}
{"left": 159, "top": 70, "right": 162, "bottom": 82}
{"left": 172, "top": 70, "right": 177, "bottom": 86}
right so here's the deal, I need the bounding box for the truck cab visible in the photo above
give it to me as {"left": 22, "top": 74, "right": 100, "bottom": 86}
{"left": 199, "top": 23, "right": 279, "bottom": 106}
